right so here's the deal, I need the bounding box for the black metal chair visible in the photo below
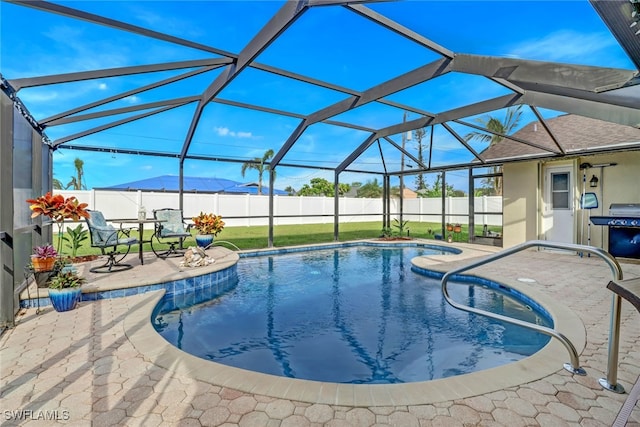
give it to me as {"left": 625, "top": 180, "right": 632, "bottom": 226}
{"left": 151, "top": 208, "right": 192, "bottom": 258}
{"left": 85, "top": 209, "right": 138, "bottom": 273}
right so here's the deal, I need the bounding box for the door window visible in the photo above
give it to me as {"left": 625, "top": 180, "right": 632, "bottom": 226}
{"left": 551, "top": 172, "right": 570, "bottom": 209}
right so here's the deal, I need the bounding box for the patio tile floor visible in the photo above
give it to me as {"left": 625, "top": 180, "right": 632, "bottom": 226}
{"left": 2, "top": 242, "right": 640, "bottom": 426}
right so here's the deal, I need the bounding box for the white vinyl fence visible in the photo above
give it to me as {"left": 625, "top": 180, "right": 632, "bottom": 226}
{"left": 58, "top": 190, "right": 502, "bottom": 228}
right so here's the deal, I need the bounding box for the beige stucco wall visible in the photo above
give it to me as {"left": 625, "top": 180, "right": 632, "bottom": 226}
{"left": 502, "top": 150, "right": 640, "bottom": 250}
{"left": 577, "top": 151, "right": 640, "bottom": 250}
{"left": 503, "top": 161, "right": 539, "bottom": 248}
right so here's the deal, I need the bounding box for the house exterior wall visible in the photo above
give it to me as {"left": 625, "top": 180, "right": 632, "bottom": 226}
{"left": 503, "top": 161, "right": 539, "bottom": 248}
{"left": 502, "top": 150, "right": 640, "bottom": 250}
{"left": 576, "top": 151, "right": 640, "bottom": 251}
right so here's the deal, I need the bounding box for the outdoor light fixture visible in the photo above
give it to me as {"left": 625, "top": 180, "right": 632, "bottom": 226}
{"left": 590, "top": 175, "right": 599, "bottom": 188}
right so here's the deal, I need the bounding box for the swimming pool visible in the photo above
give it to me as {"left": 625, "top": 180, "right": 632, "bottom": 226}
{"left": 153, "top": 245, "right": 552, "bottom": 384}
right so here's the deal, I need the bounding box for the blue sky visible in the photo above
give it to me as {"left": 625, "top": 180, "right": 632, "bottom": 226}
{"left": 0, "top": 1, "right": 634, "bottom": 192}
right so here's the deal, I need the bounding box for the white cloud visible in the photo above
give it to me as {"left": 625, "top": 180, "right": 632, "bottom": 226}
{"left": 129, "top": 5, "right": 204, "bottom": 39}
{"left": 98, "top": 83, "right": 108, "bottom": 90}
{"left": 215, "top": 127, "right": 230, "bottom": 136}
{"left": 43, "top": 25, "right": 129, "bottom": 72}
{"left": 214, "top": 126, "right": 253, "bottom": 138}
{"left": 507, "top": 30, "right": 618, "bottom": 64}
{"left": 123, "top": 95, "right": 141, "bottom": 104}
{"left": 20, "top": 90, "right": 59, "bottom": 103}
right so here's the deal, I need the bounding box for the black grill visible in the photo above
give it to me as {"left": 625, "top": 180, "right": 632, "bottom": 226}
{"left": 591, "top": 204, "right": 640, "bottom": 259}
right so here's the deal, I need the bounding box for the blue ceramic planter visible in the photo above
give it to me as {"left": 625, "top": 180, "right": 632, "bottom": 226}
{"left": 195, "top": 234, "right": 213, "bottom": 248}
{"left": 61, "top": 264, "right": 78, "bottom": 274}
{"left": 48, "top": 287, "right": 81, "bottom": 312}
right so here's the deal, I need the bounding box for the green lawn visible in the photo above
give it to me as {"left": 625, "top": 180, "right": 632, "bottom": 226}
{"left": 53, "top": 221, "right": 502, "bottom": 256}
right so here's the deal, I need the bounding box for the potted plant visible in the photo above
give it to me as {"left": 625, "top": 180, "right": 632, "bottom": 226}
{"left": 26, "top": 192, "right": 90, "bottom": 258}
{"left": 47, "top": 270, "right": 86, "bottom": 312}
{"left": 191, "top": 212, "right": 225, "bottom": 248}
{"left": 61, "top": 224, "right": 89, "bottom": 261}
{"left": 31, "top": 244, "right": 58, "bottom": 272}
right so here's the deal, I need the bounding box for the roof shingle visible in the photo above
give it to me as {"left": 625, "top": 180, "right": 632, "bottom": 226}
{"left": 481, "top": 114, "right": 640, "bottom": 161}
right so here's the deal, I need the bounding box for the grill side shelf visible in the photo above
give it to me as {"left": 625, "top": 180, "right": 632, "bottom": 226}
{"left": 590, "top": 216, "right": 640, "bottom": 227}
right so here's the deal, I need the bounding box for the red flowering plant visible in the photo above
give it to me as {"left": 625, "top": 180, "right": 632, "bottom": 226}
{"left": 26, "top": 192, "right": 90, "bottom": 257}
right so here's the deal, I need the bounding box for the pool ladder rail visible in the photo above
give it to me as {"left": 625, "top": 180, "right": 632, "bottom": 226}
{"left": 202, "top": 240, "right": 242, "bottom": 251}
{"left": 440, "top": 240, "right": 626, "bottom": 393}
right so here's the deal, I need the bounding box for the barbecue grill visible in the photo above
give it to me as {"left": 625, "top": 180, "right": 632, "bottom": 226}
{"left": 591, "top": 204, "right": 640, "bottom": 259}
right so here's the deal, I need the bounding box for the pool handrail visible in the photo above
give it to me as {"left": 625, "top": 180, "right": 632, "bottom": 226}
{"left": 441, "top": 240, "right": 623, "bottom": 387}
{"left": 203, "top": 240, "right": 242, "bottom": 251}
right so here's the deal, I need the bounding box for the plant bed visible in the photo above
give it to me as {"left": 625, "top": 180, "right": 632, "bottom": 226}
{"left": 62, "top": 255, "right": 100, "bottom": 264}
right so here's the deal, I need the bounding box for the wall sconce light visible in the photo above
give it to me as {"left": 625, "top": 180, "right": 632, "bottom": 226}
{"left": 590, "top": 175, "right": 599, "bottom": 188}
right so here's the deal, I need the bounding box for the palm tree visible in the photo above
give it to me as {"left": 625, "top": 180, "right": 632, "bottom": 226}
{"left": 65, "top": 157, "right": 87, "bottom": 190}
{"left": 241, "top": 149, "right": 275, "bottom": 195}
{"left": 413, "top": 127, "right": 427, "bottom": 191}
{"left": 464, "top": 106, "right": 523, "bottom": 195}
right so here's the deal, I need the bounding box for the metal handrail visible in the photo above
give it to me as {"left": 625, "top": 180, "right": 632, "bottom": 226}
{"left": 208, "top": 240, "right": 241, "bottom": 251}
{"left": 441, "top": 240, "right": 623, "bottom": 381}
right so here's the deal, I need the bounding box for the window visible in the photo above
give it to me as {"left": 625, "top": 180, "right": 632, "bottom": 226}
{"left": 551, "top": 172, "right": 570, "bottom": 209}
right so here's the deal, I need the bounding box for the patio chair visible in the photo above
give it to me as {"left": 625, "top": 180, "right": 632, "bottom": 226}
{"left": 151, "top": 208, "right": 192, "bottom": 258}
{"left": 85, "top": 209, "right": 138, "bottom": 273}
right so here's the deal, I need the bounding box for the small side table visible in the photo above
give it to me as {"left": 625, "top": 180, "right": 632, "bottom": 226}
{"left": 24, "top": 266, "right": 57, "bottom": 314}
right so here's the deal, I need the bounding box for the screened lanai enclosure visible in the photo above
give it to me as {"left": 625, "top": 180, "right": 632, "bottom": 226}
{"left": 2, "top": 0, "right": 640, "bottom": 325}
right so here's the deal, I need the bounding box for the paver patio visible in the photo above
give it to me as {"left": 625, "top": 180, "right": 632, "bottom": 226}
{"left": 2, "top": 243, "right": 640, "bottom": 426}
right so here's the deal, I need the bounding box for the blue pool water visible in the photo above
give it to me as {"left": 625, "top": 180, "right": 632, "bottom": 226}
{"left": 154, "top": 245, "right": 552, "bottom": 384}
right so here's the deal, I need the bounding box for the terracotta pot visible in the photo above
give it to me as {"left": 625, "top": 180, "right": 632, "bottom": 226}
{"left": 446, "top": 224, "right": 453, "bottom": 231}
{"left": 453, "top": 225, "right": 462, "bottom": 233}
{"left": 32, "top": 256, "right": 56, "bottom": 272}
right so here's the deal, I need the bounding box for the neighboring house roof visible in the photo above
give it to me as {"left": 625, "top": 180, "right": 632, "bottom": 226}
{"left": 481, "top": 114, "right": 640, "bottom": 162}
{"left": 402, "top": 188, "right": 417, "bottom": 199}
{"left": 96, "top": 175, "right": 288, "bottom": 195}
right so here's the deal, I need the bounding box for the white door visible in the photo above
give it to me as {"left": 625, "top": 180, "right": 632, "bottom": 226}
{"left": 543, "top": 166, "right": 575, "bottom": 244}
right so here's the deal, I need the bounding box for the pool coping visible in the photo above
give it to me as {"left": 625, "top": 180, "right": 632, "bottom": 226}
{"left": 19, "top": 246, "right": 240, "bottom": 308}
{"left": 124, "top": 241, "right": 586, "bottom": 406}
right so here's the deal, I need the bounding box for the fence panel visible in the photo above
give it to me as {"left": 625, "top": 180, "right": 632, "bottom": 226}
{"left": 58, "top": 190, "right": 502, "bottom": 228}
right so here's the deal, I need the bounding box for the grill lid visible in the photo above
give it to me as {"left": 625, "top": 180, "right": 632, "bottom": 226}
{"left": 609, "top": 203, "right": 640, "bottom": 217}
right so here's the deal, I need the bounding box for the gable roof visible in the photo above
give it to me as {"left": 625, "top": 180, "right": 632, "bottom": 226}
{"left": 481, "top": 114, "right": 640, "bottom": 162}
{"left": 97, "top": 175, "right": 288, "bottom": 195}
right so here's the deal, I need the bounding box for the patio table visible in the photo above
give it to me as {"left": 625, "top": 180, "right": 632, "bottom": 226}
{"left": 110, "top": 218, "right": 165, "bottom": 265}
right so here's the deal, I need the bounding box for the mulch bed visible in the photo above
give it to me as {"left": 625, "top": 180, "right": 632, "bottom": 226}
{"left": 62, "top": 255, "right": 100, "bottom": 264}
{"left": 376, "top": 237, "right": 414, "bottom": 241}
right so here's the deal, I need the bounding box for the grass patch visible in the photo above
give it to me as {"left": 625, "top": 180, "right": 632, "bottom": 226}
{"left": 54, "top": 221, "right": 502, "bottom": 255}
